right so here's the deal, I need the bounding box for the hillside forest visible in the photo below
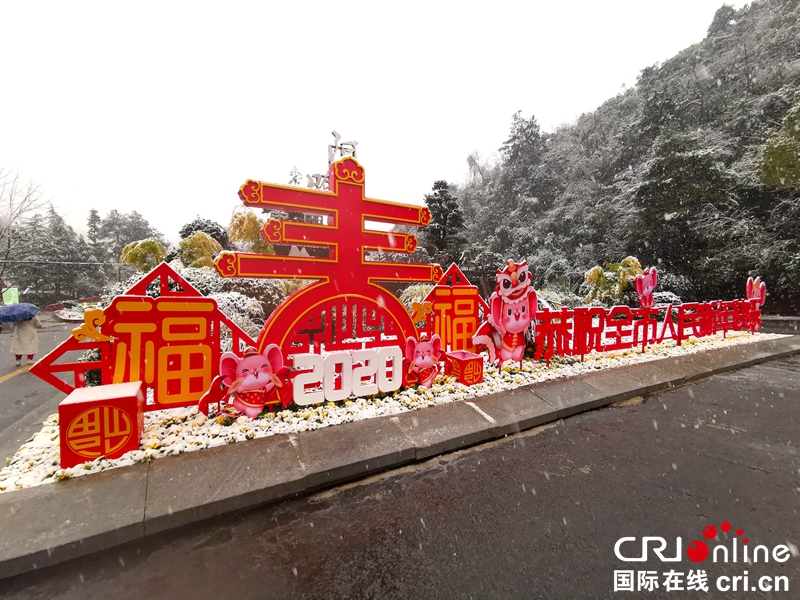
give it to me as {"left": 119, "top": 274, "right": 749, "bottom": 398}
{"left": 1, "top": 0, "right": 799, "bottom": 319}
{"left": 414, "top": 0, "right": 800, "bottom": 314}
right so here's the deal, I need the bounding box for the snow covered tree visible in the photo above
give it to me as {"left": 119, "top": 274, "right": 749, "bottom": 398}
{"left": 500, "top": 111, "right": 547, "bottom": 186}
{"left": 85, "top": 208, "right": 108, "bottom": 280}
{"left": 421, "top": 180, "right": 466, "bottom": 265}
{"left": 179, "top": 231, "right": 222, "bottom": 268}
{"left": 227, "top": 209, "right": 274, "bottom": 255}
{"left": 632, "top": 132, "right": 735, "bottom": 279}
{"left": 87, "top": 208, "right": 101, "bottom": 245}
{"left": 12, "top": 206, "right": 100, "bottom": 304}
{"left": 0, "top": 167, "right": 50, "bottom": 294}
{"left": 120, "top": 239, "right": 167, "bottom": 272}
{"left": 46, "top": 207, "right": 83, "bottom": 298}
{"left": 707, "top": 4, "right": 738, "bottom": 38}
{"left": 100, "top": 210, "right": 167, "bottom": 263}
{"left": 760, "top": 100, "right": 800, "bottom": 190}
{"left": 497, "top": 111, "right": 555, "bottom": 211}
{"left": 13, "top": 213, "right": 49, "bottom": 301}
{"left": 179, "top": 215, "right": 230, "bottom": 249}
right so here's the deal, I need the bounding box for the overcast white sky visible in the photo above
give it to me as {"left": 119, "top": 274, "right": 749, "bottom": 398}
{"left": 1, "top": 0, "right": 744, "bottom": 243}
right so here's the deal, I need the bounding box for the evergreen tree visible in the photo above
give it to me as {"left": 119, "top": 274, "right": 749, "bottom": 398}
{"left": 100, "top": 210, "right": 167, "bottom": 262}
{"left": 179, "top": 215, "right": 230, "bottom": 249}
{"left": 87, "top": 208, "right": 102, "bottom": 245}
{"left": 86, "top": 208, "right": 108, "bottom": 280}
{"left": 632, "top": 131, "right": 735, "bottom": 280}
{"left": 13, "top": 206, "right": 101, "bottom": 303}
{"left": 45, "top": 206, "right": 92, "bottom": 299}
{"left": 14, "top": 213, "right": 49, "bottom": 300}
{"left": 99, "top": 209, "right": 125, "bottom": 262}
{"left": 760, "top": 99, "right": 800, "bottom": 190}
{"left": 421, "top": 180, "right": 466, "bottom": 266}
{"left": 498, "top": 111, "right": 554, "bottom": 209}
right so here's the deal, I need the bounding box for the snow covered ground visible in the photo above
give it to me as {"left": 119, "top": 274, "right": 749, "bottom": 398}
{"left": 0, "top": 331, "right": 786, "bottom": 494}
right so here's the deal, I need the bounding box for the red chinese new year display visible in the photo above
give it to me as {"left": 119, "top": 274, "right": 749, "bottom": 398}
{"left": 58, "top": 381, "right": 145, "bottom": 469}
{"left": 21, "top": 126, "right": 776, "bottom": 470}
{"left": 32, "top": 263, "right": 256, "bottom": 411}
{"left": 635, "top": 267, "right": 658, "bottom": 309}
{"left": 214, "top": 157, "right": 442, "bottom": 357}
{"left": 403, "top": 334, "right": 443, "bottom": 388}
{"left": 532, "top": 299, "right": 763, "bottom": 365}
{"left": 443, "top": 351, "right": 484, "bottom": 385}
{"left": 416, "top": 263, "right": 489, "bottom": 353}
{"left": 746, "top": 276, "right": 767, "bottom": 306}
{"left": 472, "top": 260, "right": 537, "bottom": 364}
{"left": 218, "top": 345, "right": 293, "bottom": 417}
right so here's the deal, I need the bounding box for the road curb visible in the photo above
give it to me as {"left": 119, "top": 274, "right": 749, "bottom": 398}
{"left": 1, "top": 335, "right": 799, "bottom": 579}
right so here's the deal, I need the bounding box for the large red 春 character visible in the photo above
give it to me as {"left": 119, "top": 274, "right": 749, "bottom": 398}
{"left": 214, "top": 157, "right": 442, "bottom": 357}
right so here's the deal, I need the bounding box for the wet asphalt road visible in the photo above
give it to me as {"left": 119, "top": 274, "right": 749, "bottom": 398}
{"left": 1, "top": 355, "right": 799, "bottom": 599}
{"left": 0, "top": 318, "right": 71, "bottom": 450}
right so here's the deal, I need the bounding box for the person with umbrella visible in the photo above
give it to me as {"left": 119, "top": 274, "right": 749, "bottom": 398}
{"left": 0, "top": 303, "right": 42, "bottom": 366}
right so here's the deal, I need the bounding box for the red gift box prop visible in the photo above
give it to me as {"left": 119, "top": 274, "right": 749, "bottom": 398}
{"left": 58, "top": 381, "right": 145, "bottom": 469}
{"left": 444, "top": 351, "right": 484, "bottom": 385}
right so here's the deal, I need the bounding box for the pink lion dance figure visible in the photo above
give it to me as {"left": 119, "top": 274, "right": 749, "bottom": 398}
{"left": 746, "top": 276, "right": 767, "bottom": 307}
{"left": 472, "top": 259, "right": 537, "bottom": 364}
{"left": 635, "top": 267, "right": 658, "bottom": 309}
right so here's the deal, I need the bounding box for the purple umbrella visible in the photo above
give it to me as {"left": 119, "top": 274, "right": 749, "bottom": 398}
{"left": 0, "top": 303, "right": 40, "bottom": 323}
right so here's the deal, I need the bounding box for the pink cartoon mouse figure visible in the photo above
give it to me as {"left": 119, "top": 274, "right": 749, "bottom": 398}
{"left": 746, "top": 276, "right": 766, "bottom": 306}
{"left": 472, "top": 259, "right": 537, "bottom": 364}
{"left": 403, "top": 334, "right": 442, "bottom": 388}
{"left": 219, "top": 345, "right": 291, "bottom": 418}
{"left": 635, "top": 267, "right": 658, "bottom": 309}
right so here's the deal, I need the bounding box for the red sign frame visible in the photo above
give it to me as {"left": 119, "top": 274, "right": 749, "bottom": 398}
{"left": 214, "top": 157, "right": 442, "bottom": 357}
{"left": 31, "top": 263, "right": 256, "bottom": 411}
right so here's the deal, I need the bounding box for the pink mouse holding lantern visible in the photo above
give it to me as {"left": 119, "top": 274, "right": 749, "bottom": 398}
{"left": 472, "top": 259, "right": 537, "bottom": 364}
{"left": 403, "top": 334, "right": 442, "bottom": 388}
{"left": 218, "top": 345, "right": 292, "bottom": 418}
{"left": 635, "top": 267, "right": 658, "bottom": 309}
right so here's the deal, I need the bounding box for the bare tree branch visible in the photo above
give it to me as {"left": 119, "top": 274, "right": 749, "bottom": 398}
{"left": 0, "top": 165, "right": 51, "bottom": 294}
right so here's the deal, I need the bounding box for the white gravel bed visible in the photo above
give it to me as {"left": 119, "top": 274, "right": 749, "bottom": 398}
{"left": 0, "top": 331, "right": 786, "bottom": 494}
